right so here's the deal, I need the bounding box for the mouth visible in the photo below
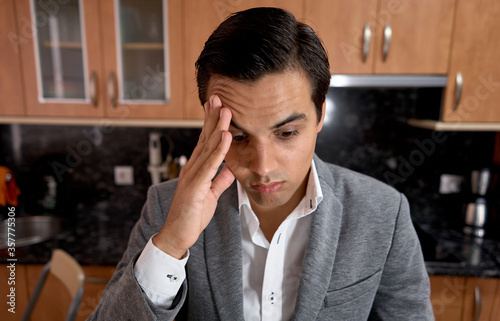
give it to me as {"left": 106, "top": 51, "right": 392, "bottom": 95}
{"left": 251, "top": 182, "right": 284, "bottom": 193}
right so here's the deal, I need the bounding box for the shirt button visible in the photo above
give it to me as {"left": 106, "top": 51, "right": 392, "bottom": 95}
{"left": 267, "top": 292, "right": 276, "bottom": 304}
{"left": 167, "top": 274, "right": 179, "bottom": 283}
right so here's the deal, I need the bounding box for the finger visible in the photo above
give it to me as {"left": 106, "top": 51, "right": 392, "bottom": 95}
{"left": 211, "top": 164, "right": 236, "bottom": 200}
{"left": 188, "top": 95, "right": 223, "bottom": 165}
{"left": 190, "top": 109, "right": 232, "bottom": 183}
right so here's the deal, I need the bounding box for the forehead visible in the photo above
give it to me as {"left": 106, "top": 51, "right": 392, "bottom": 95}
{"left": 206, "top": 71, "right": 314, "bottom": 128}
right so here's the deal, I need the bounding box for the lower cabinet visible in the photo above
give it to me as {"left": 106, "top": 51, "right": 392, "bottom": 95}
{"left": 3, "top": 265, "right": 500, "bottom": 320}
{"left": 0, "top": 264, "right": 29, "bottom": 321}
{"left": 0, "top": 264, "right": 115, "bottom": 321}
{"left": 462, "top": 277, "right": 500, "bottom": 321}
{"left": 430, "top": 276, "right": 500, "bottom": 321}
{"left": 430, "top": 276, "right": 465, "bottom": 321}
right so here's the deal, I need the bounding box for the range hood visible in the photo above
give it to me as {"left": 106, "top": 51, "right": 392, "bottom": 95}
{"left": 329, "top": 75, "right": 500, "bottom": 131}
{"left": 329, "top": 75, "right": 447, "bottom": 88}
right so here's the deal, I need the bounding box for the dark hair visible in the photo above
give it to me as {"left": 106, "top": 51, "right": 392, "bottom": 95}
{"left": 195, "top": 7, "right": 330, "bottom": 122}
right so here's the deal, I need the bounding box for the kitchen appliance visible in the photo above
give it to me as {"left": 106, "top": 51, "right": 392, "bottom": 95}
{"left": 147, "top": 132, "right": 187, "bottom": 185}
{"left": 463, "top": 168, "right": 491, "bottom": 238}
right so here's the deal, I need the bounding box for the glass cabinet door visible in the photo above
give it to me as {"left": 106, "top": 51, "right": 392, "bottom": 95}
{"left": 115, "top": 0, "right": 169, "bottom": 104}
{"left": 32, "top": 0, "right": 88, "bottom": 101}
{"left": 17, "top": 0, "right": 104, "bottom": 117}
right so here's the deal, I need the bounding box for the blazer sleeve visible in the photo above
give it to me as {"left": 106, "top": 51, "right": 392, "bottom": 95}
{"left": 369, "top": 194, "right": 434, "bottom": 321}
{"left": 87, "top": 183, "right": 187, "bottom": 321}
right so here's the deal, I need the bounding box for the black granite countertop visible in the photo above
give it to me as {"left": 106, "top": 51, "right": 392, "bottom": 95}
{"left": 2, "top": 209, "right": 500, "bottom": 279}
{"left": 413, "top": 215, "right": 500, "bottom": 278}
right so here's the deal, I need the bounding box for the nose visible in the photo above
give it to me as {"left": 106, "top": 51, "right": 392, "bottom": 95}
{"left": 248, "top": 140, "right": 278, "bottom": 177}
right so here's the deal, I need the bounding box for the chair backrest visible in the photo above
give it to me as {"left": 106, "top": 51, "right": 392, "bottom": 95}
{"left": 22, "top": 249, "right": 85, "bottom": 321}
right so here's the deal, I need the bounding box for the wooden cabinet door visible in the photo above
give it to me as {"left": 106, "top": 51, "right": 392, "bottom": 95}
{"left": 0, "top": 0, "right": 25, "bottom": 116}
{"left": 304, "top": 0, "right": 378, "bottom": 75}
{"left": 26, "top": 264, "right": 115, "bottom": 321}
{"left": 429, "top": 276, "right": 465, "bottom": 321}
{"left": 442, "top": 0, "right": 500, "bottom": 122}
{"left": 373, "top": 0, "right": 455, "bottom": 74}
{"left": 183, "top": 0, "right": 303, "bottom": 120}
{"left": 100, "top": 0, "right": 184, "bottom": 120}
{"left": 491, "top": 280, "right": 500, "bottom": 321}
{"left": 16, "top": 0, "right": 105, "bottom": 117}
{"left": 0, "top": 264, "right": 29, "bottom": 321}
{"left": 462, "top": 278, "right": 499, "bottom": 321}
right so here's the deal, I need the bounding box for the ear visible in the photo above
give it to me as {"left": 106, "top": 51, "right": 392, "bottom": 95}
{"left": 317, "top": 100, "right": 326, "bottom": 133}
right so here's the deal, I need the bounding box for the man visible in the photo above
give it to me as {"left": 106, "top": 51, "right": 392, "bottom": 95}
{"left": 90, "top": 7, "right": 433, "bottom": 320}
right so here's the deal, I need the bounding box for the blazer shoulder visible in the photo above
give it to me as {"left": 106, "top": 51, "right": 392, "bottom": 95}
{"left": 317, "top": 160, "right": 403, "bottom": 212}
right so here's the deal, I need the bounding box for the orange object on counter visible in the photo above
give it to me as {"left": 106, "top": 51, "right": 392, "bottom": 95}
{"left": 0, "top": 166, "right": 21, "bottom": 207}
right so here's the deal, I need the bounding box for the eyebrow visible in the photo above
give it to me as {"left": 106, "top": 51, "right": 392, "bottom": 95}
{"left": 230, "top": 113, "right": 308, "bottom": 131}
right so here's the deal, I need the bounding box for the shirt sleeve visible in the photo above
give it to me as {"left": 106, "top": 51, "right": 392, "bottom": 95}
{"left": 134, "top": 236, "right": 189, "bottom": 308}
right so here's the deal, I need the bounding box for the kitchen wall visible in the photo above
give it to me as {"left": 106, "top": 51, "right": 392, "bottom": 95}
{"left": 0, "top": 88, "right": 498, "bottom": 243}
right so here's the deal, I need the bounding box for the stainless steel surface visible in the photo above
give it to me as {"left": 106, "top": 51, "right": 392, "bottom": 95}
{"left": 464, "top": 198, "right": 487, "bottom": 238}
{"left": 108, "top": 71, "right": 117, "bottom": 108}
{"left": 89, "top": 71, "right": 98, "bottom": 107}
{"left": 471, "top": 168, "right": 491, "bottom": 196}
{"left": 0, "top": 216, "right": 62, "bottom": 249}
{"left": 473, "top": 286, "right": 481, "bottom": 321}
{"left": 362, "top": 23, "right": 372, "bottom": 63}
{"left": 465, "top": 198, "right": 487, "bottom": 227}
{"left": 453, "top": 72, "right": 463, "bottom": 111}
{"left": 382, "top": 23, "right": 392, "bottom": 62}
{"left": 329, "top": 75, "right": 447, "bottom": 88}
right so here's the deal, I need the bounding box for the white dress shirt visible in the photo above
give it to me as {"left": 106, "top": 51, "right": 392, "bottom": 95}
{"left": 135, "top": 160, "right": 323, "bottom": 320}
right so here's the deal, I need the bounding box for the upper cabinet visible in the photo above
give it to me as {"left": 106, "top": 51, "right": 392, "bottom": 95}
{"left": 16, "top": 0, "right": 105, "bottom": 117}
{"left": 183, "top": 0, "right": 303, "bottom": 120}
{"left": 15, "top": 0, "right": 183, "bottom": 119}
{"left": 100, "top": 0, "right": 183, "bottom": 119}
{"left": 0, "top": 0, "right": 26, "bottom": 116}
{"left": 441, "top": 0, "right": 500, "bottom": 123}
{"left": 304, "top": 0, "right": 455, "bottom": 75}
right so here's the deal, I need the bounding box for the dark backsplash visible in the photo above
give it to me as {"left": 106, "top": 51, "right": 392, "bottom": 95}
{"left": 1, "top": 88, "right": 498, "bottom": 241}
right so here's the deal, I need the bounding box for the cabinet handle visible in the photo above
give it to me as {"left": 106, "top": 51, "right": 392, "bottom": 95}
{"left": 473, "top": 286, "right": 482, "bottom": 321}
{"left": 382, "top": 23, "right": 392, "bottom": 62}
{"left": 89, "top": 71, "right": 98, "bottom": 108}
{"left": 362, "top": 23, "right": 372, "bottom": 63}
{"left": 108, "top": 71, "right": 117, "bottom": 108}
{"left": 453, "top": 72, "right": 463, "bottom": 111}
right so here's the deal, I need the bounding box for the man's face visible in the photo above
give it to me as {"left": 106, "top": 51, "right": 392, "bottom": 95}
{"left": 206, "top": 70, "right": 325, "bottom": 215}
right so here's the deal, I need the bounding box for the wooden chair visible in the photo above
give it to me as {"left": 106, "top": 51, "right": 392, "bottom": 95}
{"left": 22, "top": 249, "right": 85, "bottom": 321}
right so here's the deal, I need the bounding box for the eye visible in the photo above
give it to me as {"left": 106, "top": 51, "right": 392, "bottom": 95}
{"left": 232, "top": 134, "right": 247, "bottom": 142}
{"left": 276, "top": 130, "right": 299, "bottom": 139}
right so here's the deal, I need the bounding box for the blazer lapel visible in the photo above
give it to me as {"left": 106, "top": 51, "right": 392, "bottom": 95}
{"left": 293, "top": 158, "right": 344, "bottom": 320}
{"left": 204, "top": 183, "right": 245, "bottom": 320}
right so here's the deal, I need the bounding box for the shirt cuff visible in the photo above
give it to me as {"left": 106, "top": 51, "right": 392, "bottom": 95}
{"left": 134, "top": 235, "right": 189, "bottom": 307}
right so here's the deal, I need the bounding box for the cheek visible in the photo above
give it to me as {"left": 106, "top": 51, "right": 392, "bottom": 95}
{"left": 224, "top": 145, "right": 247, "bottom": 174}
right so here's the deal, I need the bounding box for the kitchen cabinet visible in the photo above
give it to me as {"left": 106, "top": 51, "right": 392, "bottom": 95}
{"left": 430, "top": 276, "right": 465, "bottom": 321}
{"left": 491, "top": 280, "right": 500, "bottom": 321}
{"left": 16, "top": 0, "right": 105, "bottom": 118}
{"left": 0, "top": 0, "right": 26, "bottom": 116}
{"left": 100, "top": 0, "right": 184, "bottom": 119}
{"left": 430, "top": 276, "right": 500, "bottom": 321}
{"left": 304, "top": 0, "right": 455, "bottom": 75}
{"left": 15, "top": 0, "right": 183, "bottom": 119}
{"left": 0, "top": 264, "right": 29, "bottom": 321}
{"left": 183, "top": 0, "right": 303, "bottom": 120}
{"left": 25, "top": 264, "right": 115, "bottom": 321}
{"left": 441, "top": 0, "right": 500, "bottom": 123}
{"left": 462, "top": 277, "right": 500, "bottom": 321}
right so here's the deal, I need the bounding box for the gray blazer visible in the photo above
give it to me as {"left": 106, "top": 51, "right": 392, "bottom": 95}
{"left": 89, "top": 156, "right": 434, "bottom": 320}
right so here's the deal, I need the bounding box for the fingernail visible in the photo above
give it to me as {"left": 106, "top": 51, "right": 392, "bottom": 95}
{"left": 220, "top": 107, "right": 224, "bottom": 118}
